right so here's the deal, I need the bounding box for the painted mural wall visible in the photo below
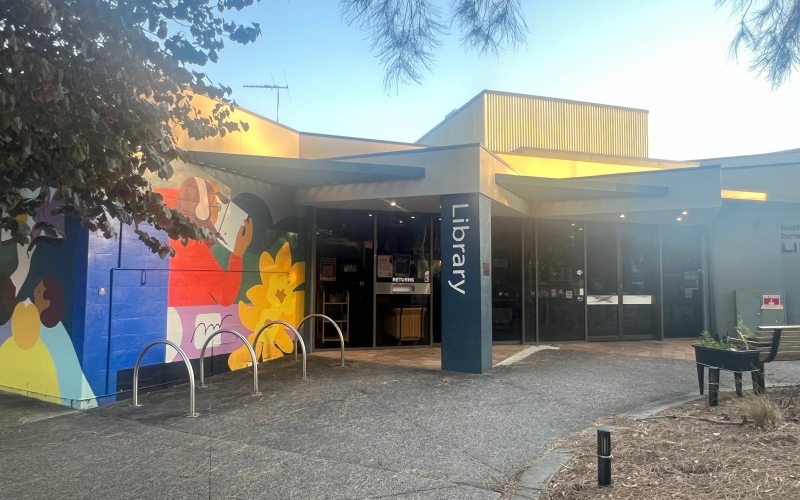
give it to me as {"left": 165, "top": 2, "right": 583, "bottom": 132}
{"left": 0, "top": 189, "right": 97, "bottom": 407}
{"left": 77, "top": 160, "right": 307, "bottom": 401}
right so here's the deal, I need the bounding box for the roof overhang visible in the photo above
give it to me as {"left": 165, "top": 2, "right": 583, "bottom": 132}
{"left": 495, "top": 174, "right": 668, "bottom": 202}
{"left": 189, "top": 151, "right": 425, "bottom": 187}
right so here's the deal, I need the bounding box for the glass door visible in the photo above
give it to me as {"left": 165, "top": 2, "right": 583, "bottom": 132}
{"left": 586, "top": 222, "right": 619, "bottom": 339}
{"left": 375, "top": 212, "right": 431, "bottom": 346}
{"left": 662, "top": 227, "right": 704, "bottom": 338}
{"left": 536, "top": 220, "right": 586, "bottom": 341}
{"left": 621, "top": 225, "right": 660, "bottom": 339}
{"left": 491, "top": 217, "right": 522, "bottom": 342}
{"left": 315, "top": 210, "right": 374, "bottom": 347}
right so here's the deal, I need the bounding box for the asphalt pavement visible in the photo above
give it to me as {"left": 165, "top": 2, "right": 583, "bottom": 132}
{"left": 1, "top": 348, "right": 798, "bottom": 500}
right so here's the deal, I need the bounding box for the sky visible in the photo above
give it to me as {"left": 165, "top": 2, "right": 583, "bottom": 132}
{"left": 202, "top": 0, "right": 800, "bottom": 160}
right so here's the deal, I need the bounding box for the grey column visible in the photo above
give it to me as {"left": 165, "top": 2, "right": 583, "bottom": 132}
{"left": 440, "top": 193, "right": 492, "bottom": 373}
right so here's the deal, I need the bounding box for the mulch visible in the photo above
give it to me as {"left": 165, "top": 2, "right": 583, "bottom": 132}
{"left": 538, "top": 387, "right": 800, "bottom": 499}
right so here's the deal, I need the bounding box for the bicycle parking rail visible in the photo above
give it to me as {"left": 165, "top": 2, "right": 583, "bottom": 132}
{"left": 198, "top": 329, "right": 260, "bottom": 395}
{"left": 253, "top": 320, "right": 307, "bottom": 380}
{"left": 132, "top": 340, "right": 199, "bottom": 418}
{"left": 296, "top": 314, "right": 345, "bottom": 367}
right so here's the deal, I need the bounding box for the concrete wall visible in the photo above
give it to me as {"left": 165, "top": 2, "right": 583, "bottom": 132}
{"left": 173, "top": 94, "right": 300, "bottom": 158}
{"left": 708, "top": 201, "right": 800, "bottom": 336}
{"left": 299, "top": 133, "right": 423, "bottom": 159}
{"left": 417, "top": 95, "right": 486, "bottom": 147}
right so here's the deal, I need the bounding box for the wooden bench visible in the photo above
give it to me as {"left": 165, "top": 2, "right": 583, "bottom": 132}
{"left": 732, "top": 325, "right": 800, "bottom": 394}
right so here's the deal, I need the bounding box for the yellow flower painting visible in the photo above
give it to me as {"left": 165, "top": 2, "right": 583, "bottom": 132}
{"left": 228, "top": 242, "right": 305, "bottom": 370}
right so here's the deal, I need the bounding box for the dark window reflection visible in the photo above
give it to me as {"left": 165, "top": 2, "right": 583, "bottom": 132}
{"left": 491, "top": 217, "right": 522, "bottom": 342}
{"left": 586, "top": 222, "right": 618, "bottom": 339}
{"left": 536, "top": 220, "right": 586, "bottom": 341}
{"left": 621, "top": 225, "right": 660, "bottom": 338}
{"left": 662, "top": 227, "right": 704, "bottom": 338}
{"left": 315, "top": 210, "right": 374, "bottom": 347}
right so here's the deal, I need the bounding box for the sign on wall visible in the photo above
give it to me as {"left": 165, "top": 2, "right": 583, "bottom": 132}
{"left": 320, "top": 258, "right": 336, "bottom": 282}
{"left": 762, "top": 294, "right": 783, "bottom": 309}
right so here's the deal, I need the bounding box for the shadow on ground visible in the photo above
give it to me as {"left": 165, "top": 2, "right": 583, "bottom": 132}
{"left": 1, "top": 349, "right": 798, "bottom": 500}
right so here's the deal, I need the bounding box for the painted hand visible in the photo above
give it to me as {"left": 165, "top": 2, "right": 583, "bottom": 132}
{"left": 233, "top": 217, "right": 254, "bottom": 257}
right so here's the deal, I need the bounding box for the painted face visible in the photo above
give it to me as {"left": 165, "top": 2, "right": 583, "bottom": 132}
{"left": 33, "top": 281, "right": 50, "bottom": 316}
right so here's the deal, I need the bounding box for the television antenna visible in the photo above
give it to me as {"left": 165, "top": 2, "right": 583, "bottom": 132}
{"left": 243, "top": 70, "right": 292, "bottom": 123}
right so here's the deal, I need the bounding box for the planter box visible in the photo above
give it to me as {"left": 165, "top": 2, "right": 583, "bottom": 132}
{"left": 693, "top": 344, "right": 761, "bottom": 372}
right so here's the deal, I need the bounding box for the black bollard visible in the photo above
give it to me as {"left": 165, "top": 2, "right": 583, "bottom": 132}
{"left": 597, "top": 427, "right": 612, "bottom": 486}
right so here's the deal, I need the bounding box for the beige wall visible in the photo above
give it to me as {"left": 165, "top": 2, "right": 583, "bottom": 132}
{"left": 416, "top": 95, "right": 485, "bottom": 147}
{"left": 294, "top": 146, "right": 483, "bottom": 206}
{"left": 299, "top": 133, "right": 423, "bottom": 159}
{"left": 496, "top": 153, "right": 672, "bottom": 179}
{"left": 173, "top": 94, "right": 300, "bottom": 158}
{"left": 485, "top": 92, "right": 649, "bottom": 157}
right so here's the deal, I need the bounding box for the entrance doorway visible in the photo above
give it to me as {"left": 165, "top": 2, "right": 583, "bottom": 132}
{"left": 375, "top": 212, "right": 432, "bottom": 346}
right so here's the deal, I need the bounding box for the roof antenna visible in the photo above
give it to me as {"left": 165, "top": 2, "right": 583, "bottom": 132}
{"left": 243, "top": 70, "right": 291, "bottom": 123}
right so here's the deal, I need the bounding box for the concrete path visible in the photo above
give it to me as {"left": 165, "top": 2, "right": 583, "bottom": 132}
{"left": 1, "top": 349, "right": 797, "bottom": 500}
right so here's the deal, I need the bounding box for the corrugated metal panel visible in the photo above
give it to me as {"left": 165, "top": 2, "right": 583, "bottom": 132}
{"left": 484, "top": 93, "right": 648, "bottom": 157}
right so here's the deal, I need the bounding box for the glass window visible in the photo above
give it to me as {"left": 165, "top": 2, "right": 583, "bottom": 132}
{"left": 375, "top": 212, "right": 431, "bottom": 346}
{"left": 491, "top": 217, "right": 522, "bottom": 342}
{"left": 586, "top": 222, "right": 618, "bottom": 339}
{"left": 523, "top": 220, "right": 537, "bottom": 342}
{"left": 662, "top": 227, "right": 704, "bottom": 338}
{"left": 536, "top": 220, "right": 586, "bottom": 342}
{"left": 376, "top": 213, "right": 430, "bottom": 283}
{"left": 315, "top": 210, "right": 374, "bottom": 347}
{"left": 621, "top": 225, "right": 660, "bottom": 339}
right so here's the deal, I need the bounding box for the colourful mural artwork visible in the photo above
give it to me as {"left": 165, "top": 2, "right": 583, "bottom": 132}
{"left": 230, "top": 242, "right": 306, "bottom": 369}
{"left": 155, "top": 174, "right": 306, "bottom": 370}
{"left": 0, "top": 189, "right": 97, "bottom": 407}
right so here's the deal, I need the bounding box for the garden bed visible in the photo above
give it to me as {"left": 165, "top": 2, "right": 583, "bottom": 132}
{"left": 539, "top": 387, "right": 800, "bottom": 499}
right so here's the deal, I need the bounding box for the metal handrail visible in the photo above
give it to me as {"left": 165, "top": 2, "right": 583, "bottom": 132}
{"left": 296, "top": 314, "right": 345, "bottom": 367}
{"left": 252, "top": 320, "right": 307, "bottom": 380}
{"left": 198, "top": 329, "right": 260, "bottom": 395}
{"left": 132, "top": 340, "right": 199, "bottom": 418}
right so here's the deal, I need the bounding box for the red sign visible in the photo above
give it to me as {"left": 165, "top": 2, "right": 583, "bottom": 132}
{"left": 763, "top": 295, "right": 783, "bottom": 309}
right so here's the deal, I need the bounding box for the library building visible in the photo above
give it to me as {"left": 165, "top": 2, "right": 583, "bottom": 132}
{"left": 2, "top": 90, "right": 800, "bottom": 408}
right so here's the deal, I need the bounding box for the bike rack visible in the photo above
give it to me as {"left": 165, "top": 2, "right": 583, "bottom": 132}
{"left": 132, "top": 340, "right": 199, "bottom": 418}
{"left": 296, "top": 314, "right": 345, "bottom": 367}
{"left": 252, "top": 320, "right": 307, "bottom": 380}
{"left": 198, "top": 329, "right": 260, "bottom": 395}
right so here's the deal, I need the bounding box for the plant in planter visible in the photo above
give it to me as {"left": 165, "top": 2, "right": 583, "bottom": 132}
{"left": 693, "top": 320, "right": 761, "bottom": 372}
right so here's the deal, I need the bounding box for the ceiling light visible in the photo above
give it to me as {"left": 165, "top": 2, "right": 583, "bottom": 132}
{"left": 411, "top": 215, "right": 415, "bottom": 219}
{"left": 390, "top": 201, "right": 397, "bottom": 207}
{"left": 682, "top": 211, "right": 688, "bottom": 215}
{"left": 677, "top": 217, "right": 683, "bottom": 221}
{"left": 571, "top": 223, "right": 575, "bottom": 226}
{"left": 619, "top": 214, "right": 626, "bottom": 218}
{"left": 399, "top": 220, "right": 404, "bottom": 224}
{"left": 368, "top": 213, "right": 373, "bottom": 217}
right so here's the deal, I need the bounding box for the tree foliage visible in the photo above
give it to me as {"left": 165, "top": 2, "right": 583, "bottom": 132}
{"left": 341, "top": 0, "right": 528, "bottom": 91}
{"left": 719, "top": 0, "right": 800, "bottom": 87}
{"left": 1, "top": 0, "right": 261, "bottom": 256}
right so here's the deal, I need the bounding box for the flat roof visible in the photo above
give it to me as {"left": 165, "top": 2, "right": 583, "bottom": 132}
{"left": 189, "top": 151, "right": 425, "bottom": 187}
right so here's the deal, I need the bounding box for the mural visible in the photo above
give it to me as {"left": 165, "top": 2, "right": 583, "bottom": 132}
{"left": 0, "top": 169, "right": 306, "bottom": 407}
{"left": 155, "top": 174, "right": 305, "bottom": 373}
{"left": 0, "top": 189, "right": 97, "bottom": 407}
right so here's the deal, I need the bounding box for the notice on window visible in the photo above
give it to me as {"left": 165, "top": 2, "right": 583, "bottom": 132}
{"left": 320, "top": 258, "right": 336, "bottom": 282}
{"left": 763, "top": 294, "right": 783, "bottom": 309}
{"left": 377, "top": 255, "right": 394, "bottom": 278}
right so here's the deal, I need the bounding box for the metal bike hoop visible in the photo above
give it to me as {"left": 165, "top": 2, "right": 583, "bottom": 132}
{"left": 253, "top": 320, "right": 307, "bottom": 380}
{"left": 198, "top": 329, "right": 260, "bottom": 395}
{"left": 132, "top": 340, "right": 199, "bottom": 418}
{"left": 296, "top": 314, "right": 345, "bottom": 367}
